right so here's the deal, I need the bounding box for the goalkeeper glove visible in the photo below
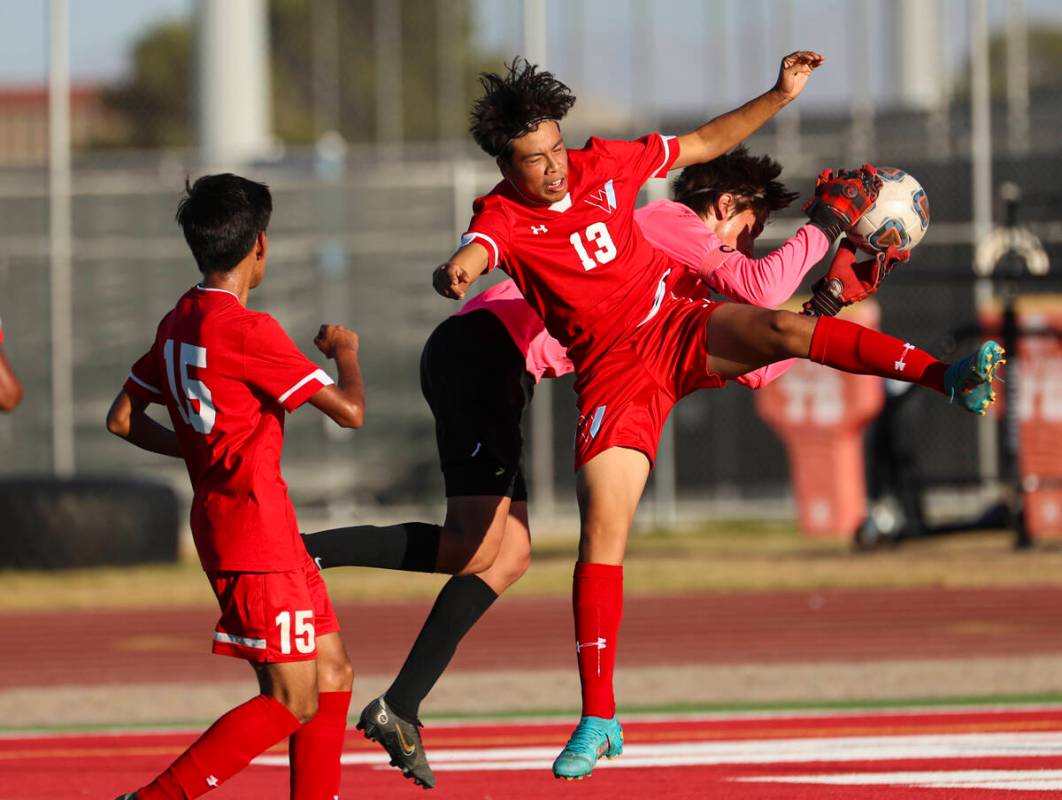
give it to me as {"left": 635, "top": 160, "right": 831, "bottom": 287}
{"left": 803, "top": 238, "right": 910, "bottom": 317}
{"left": 804, "top": 164, "right": 882, "bottom": 240}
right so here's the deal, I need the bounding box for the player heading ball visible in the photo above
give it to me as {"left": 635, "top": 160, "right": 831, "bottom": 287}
{"left": 434, "top": 53, "right": 1006, "bottom": 781}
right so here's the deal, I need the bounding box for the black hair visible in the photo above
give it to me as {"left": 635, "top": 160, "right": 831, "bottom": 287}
{"left": 672, "top": 146, "right": 799, "bottom": 219}
{"left": 176, "top": 173, "right": 272, "bottom": 274}
{"left": 469, "top": 57, "right": 576, "bottom": 161}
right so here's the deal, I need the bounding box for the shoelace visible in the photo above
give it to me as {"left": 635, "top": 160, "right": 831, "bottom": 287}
{"left": 565, "top": 723, "right": 608, "bottom": 754}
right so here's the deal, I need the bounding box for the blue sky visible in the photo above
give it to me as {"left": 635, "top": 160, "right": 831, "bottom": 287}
{"left": 1, "top": 0, "right": 1059, "bottom": 111}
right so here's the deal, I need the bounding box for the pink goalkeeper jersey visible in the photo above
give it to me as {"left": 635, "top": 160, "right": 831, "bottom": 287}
{"left": 635, "top": 199, "right": 830, "bottom": 307}
{"left": 455, "top": 279, "right": 574, "bottom": 382}
{"left": 635, "top": 199, "right": 831, "bottom": 389}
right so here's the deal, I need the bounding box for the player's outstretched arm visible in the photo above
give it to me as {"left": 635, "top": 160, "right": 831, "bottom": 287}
{"left": 106, "top": 390, "right": 181, "bottom": 457}
{"left": 432, "top": 242, "right": 490, "bottom": 300}
{"left": 310, "top": 324, "right": 365, "bottom": 429}
{"left": 673, "top": 51, "right": 824, "bottom": 170}
{"left": 0, "top": 348, "right": 23, "bottom": 412}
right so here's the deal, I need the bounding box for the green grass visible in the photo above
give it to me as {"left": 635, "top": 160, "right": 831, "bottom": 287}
{"left": 4, "top": 523, "right": 1062, "bottom": 612}
{"left": 7, "top": 693, "right": 1062, "bottom": 735}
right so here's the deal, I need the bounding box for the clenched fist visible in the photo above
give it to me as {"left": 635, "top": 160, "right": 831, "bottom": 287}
{"left": 314, "top": 324, "right": 359, "bottom": 358}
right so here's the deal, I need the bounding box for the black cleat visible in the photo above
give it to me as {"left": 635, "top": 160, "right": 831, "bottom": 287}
{"left": 356, "top": 696, "right": 436, "bottom": 789}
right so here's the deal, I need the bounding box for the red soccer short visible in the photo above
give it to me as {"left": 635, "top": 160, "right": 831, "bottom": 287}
{"left": 574, "top": 293, "right": 725, "bottom": 471}
{"left": 207, "top": 554, "right": 340, "bottom": 663}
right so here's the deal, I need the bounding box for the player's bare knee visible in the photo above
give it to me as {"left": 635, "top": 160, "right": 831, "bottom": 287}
{"left": 502, "top": 548, "right": 531, "bottom": 584}
{"left": 317, "top": 658, "right": 354, "bottom": 693}
{"left": 289, "top": 692, "right": 320, "bottom": 725}
{"left": 269, "top": 684, "right": 319, "bottom": 724}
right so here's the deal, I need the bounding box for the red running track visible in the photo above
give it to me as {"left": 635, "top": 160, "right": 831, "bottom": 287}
{"left": 5, "top": 707, "right": 1062, "bottom": 799}
{"left": 4, "top": 586, "right": 1062, "bottom": 689}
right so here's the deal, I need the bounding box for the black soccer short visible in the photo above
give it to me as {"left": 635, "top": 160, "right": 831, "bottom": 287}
{"left": 420, "top": 309, "right": 533, "bottom": 501}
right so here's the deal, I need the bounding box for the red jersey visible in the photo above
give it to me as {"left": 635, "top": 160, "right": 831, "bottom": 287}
{"left": 462, "top": 134, "right": 680, "bottom": 373}
{"left": 123, "top": 285, "right": 334, "bottom": 572}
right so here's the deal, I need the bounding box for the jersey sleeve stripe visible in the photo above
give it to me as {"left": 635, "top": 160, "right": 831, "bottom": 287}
{"left": 460, "top": 232, "right": 500, "bottom": 269}
{"left": 128, "top": 371, "right": 161, "bottom": 394}
{"left": 654, "top": 134, "right": 676, "bottom": 178}
{"left": 649, "top": 134, "right": 675, "bottom": 177}
{"left": 278, "top": 368, "right": 334, "bottom": 404}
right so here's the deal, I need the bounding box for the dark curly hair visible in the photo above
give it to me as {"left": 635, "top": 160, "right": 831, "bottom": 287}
{"left": 672, "top": 146, "right": 799, "bottom": 219}
{"left": 470, "top": 57, "right": 576, "bottom": 160}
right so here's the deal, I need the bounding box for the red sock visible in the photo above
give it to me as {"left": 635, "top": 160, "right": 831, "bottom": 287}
{"left": 573, "top": 562, "right": 623, "bottom": 719}
{"left": 289, "top": 690, "right": 351, "bottom": 800}
{"left": 809, "top": 316, "right": 947, "bottom": 393}
{"left": 136, "top": 694, "right": 301, "bottom": 800}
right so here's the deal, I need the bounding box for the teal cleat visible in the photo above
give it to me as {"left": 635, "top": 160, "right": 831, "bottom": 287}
{"left": 943, "top": 341, "right": 1005, "bottom": 415}
{"left": 552, "top": 715, "right": 624, "bottom": 780}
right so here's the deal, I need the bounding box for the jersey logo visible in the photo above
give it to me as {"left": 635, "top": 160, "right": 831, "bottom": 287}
{"left": 531, "top": 224, "right": 548, "bottom": 234}
{"left": 584, "top": 179, "right": 617, "bottom": 214}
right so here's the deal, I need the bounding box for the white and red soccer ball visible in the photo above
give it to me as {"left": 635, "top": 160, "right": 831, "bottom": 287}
{"left": 848, "top": 167, "right": 930, "bottom": 254}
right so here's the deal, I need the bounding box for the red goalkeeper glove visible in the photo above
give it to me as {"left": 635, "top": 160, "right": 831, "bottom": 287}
{"left": 803, "top": 164, "right": 882, "bottom": 240}
{"left": 802, "top": 238, "right": 910, "bottom": 317}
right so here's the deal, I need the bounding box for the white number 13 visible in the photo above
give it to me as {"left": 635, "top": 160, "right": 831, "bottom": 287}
{"left": 569, "top": 222, "right": 617, "bottom": 271}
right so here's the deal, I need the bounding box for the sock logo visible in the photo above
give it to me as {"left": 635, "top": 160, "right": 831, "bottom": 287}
{"left": 576, "top": 637, "right": 607, "bottom": 653}
{"left": 895, "top": 342, "right": 916, "bottom": 372}
{"left": 206, "top": 775, "right": 219, "bottom": 788}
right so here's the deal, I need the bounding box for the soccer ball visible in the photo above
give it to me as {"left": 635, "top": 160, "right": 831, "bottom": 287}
{"left": 848, "top": 167, "right": 930, "bottom": 254}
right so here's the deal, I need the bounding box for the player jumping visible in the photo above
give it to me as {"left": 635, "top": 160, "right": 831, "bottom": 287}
{"left": 432, "top": 54, "right": 1004, "bottom": 780}
{"left": 108, "top": 174, "right": 365, "bottom": 800}
{"left": 303, "top": 145, "right": 910, "bottom": 787}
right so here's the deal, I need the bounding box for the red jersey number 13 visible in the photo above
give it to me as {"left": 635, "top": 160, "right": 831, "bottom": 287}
{"left": 163, "top": 339, "right": 216, "bottom": 434}
{"left": 569, "top": 222, "right": 617, "bottom": 272}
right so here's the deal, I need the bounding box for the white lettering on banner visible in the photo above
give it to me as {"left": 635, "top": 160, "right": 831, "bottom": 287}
{"left": 781, "top": 365, "right": 844, "bottom": 426}
{"left": 1018, "top": 354, "right": 1062, "bottom": 422}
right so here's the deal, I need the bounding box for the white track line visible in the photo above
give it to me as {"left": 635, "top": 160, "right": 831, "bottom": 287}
{"left": 252, "top": 731, "right": 1062, "bottom": 773}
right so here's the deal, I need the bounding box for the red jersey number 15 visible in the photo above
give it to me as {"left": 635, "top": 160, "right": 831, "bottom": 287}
{"left": 569, "top": 222, "right": 616, "bottom": 272}
{"left": 163, "top": 339, "right": 216, "bottom": 434}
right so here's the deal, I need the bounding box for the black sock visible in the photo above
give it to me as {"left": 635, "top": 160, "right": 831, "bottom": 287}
{"left": 302, "top": 522, "right": 441, "bottom": 572}
{"left": 384, "top": 574, "right": 499, "bottom": 722}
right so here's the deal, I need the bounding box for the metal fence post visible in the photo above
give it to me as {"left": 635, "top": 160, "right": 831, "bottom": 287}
{"left": 971, "top": 0, "right": 999, "bottom": 485}
{"left": 49, "top": 0, "right": 74, "bottom": 477}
